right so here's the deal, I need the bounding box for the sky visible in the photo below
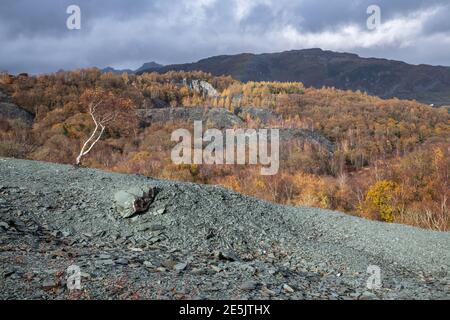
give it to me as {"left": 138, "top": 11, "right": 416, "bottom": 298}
{"left": 1, "top": 0, "right": 450, "bottom": 74}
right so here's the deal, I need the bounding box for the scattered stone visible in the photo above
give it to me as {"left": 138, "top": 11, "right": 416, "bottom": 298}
{"left": 240, "top": 281, "right": 259, "bottom": 291}
{"left": 96, "top": 259, "right": 115, "bottom": 266}
{"left": 50, "top": 250, "right": 66, "bottom": 259}
{"left": 111, "top": 233, "right": 120, "bottom": 241}
{"left": 80, "top": 272, "right": 91, "bottom": 279}
{"left": 3, "top": 269, "right": 15, "bottom": 278}
{"left": 174, "top": 262, "right": 188, "bottom": 272}
{"left": 261, "top": 286, "right": 276, "bottom": 296}
{"left": 0, "top": 221, "right": 9, "bottom": 230}
{"left": 282, "top": 284, "right": 295, "bottom": 293}
{"left": 115, "top": 258, "right": 129, "bottom": 265}
{"left": 61, "top": 230, "right": 72, "bottom": 237}
{"left": 151, "top": 208, "right": 166, "bottom": 216}
{"left": 137, "top": 223, "right": 152, "bottom": 232}
{"left": 96, "top": 230, "right": 106, "bottom": 238}
{"left": 149, "top": 225, "right": 165, "bottom": 232}
{"left": 192, "top": 268, "right": 206, "bottom": 275}
{"left": 217, "top": 250, "right": 240, "bottom": 262}
{"left": 360, "top": 291, "right": 378, "bottom": 300}
{"left": 42, "top": 279, "right": 60, "bottom": 291}
{"left": 148, "top": 236, "right": 162, "bottom": 244}
{"left": 162, "top": 259, "right": 176, "bottom": 269}
{"left": 210, "top": 265, "right": 222, "bottom": 273}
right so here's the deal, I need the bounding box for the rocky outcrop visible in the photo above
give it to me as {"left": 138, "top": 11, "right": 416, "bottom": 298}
{"left": 235, "top": 107, "right": 279, "bottom": 124}
{"left": 137, "top": 107, "right": 243, "bottom": 129}
{"left": 182, "top": 78, "right": 218, "bottom": 97}
{"left": 279, "top": 128, "right": 334, "bottom": 153}
{"left": 0, "top": 90, "right": 34, "bottom": 126}
{"left": 137, "top": 106, "right": 334, "bottom": 151}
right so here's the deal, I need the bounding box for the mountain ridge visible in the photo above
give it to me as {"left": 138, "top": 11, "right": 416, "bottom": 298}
{"left": 136, "top": 48, "right": 450, "bottom": 105}
{"left": 102, "top": 61, "right": 163, "bottom": 74}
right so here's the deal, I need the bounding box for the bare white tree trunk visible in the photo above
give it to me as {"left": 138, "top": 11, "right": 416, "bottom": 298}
{"left": 75, "top": 103, "right": 106, "bottom": 165}
{"left": 75, "top": 125, "right": 105, "bottom": 165}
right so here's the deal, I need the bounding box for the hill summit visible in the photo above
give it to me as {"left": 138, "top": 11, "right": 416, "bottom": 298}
{"left": 137, "top": 48, "right": 450, "bottom": 105}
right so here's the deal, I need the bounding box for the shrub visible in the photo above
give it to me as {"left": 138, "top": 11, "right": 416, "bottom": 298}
{"left": 364, "top": 180, "right": 399, "bottom": 222}
{"left": 0, "top": 141, "right": 29, "bottom": 158}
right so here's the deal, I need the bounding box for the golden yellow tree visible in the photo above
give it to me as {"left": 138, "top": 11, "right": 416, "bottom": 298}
{"left": 364, "top": 180, "right": 399, "bottom": 222}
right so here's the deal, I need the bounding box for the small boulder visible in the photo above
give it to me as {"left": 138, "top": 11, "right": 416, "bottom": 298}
{"left": 114, "top": 186, "right": 157, "bottom": 218}
{"left": 174, "top": 262, "right": 188, "bottom": 272}
{"left": 359, "top": 291, "right": 378, "bottom": 300}
{"left": 216, "top": 250, "right": 240, "bottom": 262}
{"left": 0, "top": 221, "right": 9, "bottom": 231}
{"left": 240, "top": 281, "right": 259, "bottom": 291}
{"left": 282, "top": 284, "right": 295, "bottom": 293}
{"left": 42, "top": 279, "right": 60, "bottom": 291}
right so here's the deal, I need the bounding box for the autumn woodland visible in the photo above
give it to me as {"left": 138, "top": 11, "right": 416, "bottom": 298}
{"left": 1, "top": 69, "right": 449, "bottom": 231}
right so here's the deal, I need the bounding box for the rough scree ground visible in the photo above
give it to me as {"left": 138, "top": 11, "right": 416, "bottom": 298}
{"left": 0, "top": 158, "right": 449, "bottom": 299}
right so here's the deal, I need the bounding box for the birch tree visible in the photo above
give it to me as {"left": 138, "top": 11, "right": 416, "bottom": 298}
{"left": 76, "top": 88, "right": 134, "bottom": 165}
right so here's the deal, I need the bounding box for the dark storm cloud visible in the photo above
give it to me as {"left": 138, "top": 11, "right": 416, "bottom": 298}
{"left": 0, "top": 0, "right": 449, "bottom": 74}
{"left": 0, "top": 0, "right": 157, "bottom": 37}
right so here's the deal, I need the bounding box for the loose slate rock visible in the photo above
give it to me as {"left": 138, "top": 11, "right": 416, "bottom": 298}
{"left": 0, "top": 221, "right": 9, "bottom": 230}
{"left": 115, "top": 258, "right": 129, "bottom": 265}
{"left": 174, "top": 262, "right": 188, "bottom": 271}
{"left": 282, "top": 284, "right": 295, "bottom": 293}
{"left": 240, "top": 281, "right": 259, "bottom": 291}
{"left": 149, "top": 224, "right": 165, "bottom": 232}
{"left": 114, "top": 186, "right": 157, "bottom": 218}
{"left": 42, "top": 279, "right": 60, "bottom": 291}
{"left": 360, "top": 291, "right": 378, "bottom": 300}
{"left": 217, "top": 250, "right": 240, "bottom": 262}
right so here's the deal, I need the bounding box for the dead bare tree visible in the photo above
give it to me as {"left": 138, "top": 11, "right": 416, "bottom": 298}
{"left": 76, "top": 89, "right": 134, "bottom": 166}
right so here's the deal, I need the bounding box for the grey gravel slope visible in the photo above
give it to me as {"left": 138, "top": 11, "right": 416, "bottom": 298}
{"left": 0, "top": 158, "right": 449, "bottom": 299}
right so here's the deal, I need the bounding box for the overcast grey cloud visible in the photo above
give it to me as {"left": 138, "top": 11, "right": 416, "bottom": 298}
{"left": 1, "top": 0, "right": 450, "bottom": 74}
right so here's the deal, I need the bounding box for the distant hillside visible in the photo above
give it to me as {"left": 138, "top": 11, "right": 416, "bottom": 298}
{"left": 101, "top": 67, "right": 134, "bottom": 74}
{"left": 102, "top": 61, "right": 163, "bottom": 75}
{"left": 134, "top": 61, "right": 163, "bottom": 73}
{"left": 137, "top": 48, "right": 450, "bottom": 105}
